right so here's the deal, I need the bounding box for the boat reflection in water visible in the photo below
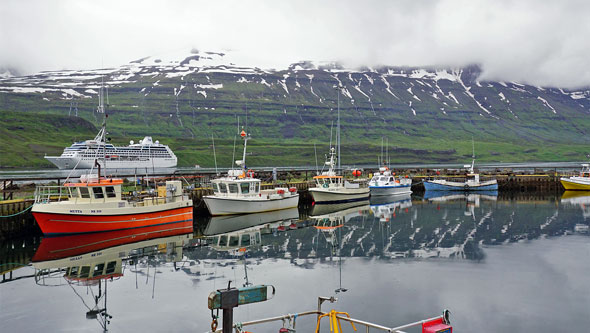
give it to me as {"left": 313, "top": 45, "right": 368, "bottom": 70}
{"left": 423, "top": 190, "right": 498, "bottom": 201}
{"left": 424, "top": 190, "right": 498, "bottom": 218}
{"left": 203, "top": 208, "right": 300, "bottom": 255}
{"left": 31, "top": 221, "right": 193, "bottom": 331}
{"left": 370, "top": 193, "right": 412, "bottom": 223}
{"left": 308, "top": 200, "right": 370, "bottom": 228}
{"left": 561, "top": 191, "right": 590, "bottom": 233}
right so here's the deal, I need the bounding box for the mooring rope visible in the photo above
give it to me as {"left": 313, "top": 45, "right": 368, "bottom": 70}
{"left": 0, "top": 205, "right": 33, "bottom": 218}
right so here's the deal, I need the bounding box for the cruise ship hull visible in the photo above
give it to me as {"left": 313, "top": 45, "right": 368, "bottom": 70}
{"left": 203, "top": 194, "right": 299, "bottom": 216}
{"left": 45, "top": 156, "right": 177, "bottom": 169}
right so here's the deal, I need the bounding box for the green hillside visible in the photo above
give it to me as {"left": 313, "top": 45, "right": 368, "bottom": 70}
{"left": 0, "top": 60, "right": 589, "bottom": 168}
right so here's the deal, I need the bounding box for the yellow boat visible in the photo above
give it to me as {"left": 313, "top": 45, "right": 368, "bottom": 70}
{"left": 560, "top": 163, "right": 590, "bottom": 190}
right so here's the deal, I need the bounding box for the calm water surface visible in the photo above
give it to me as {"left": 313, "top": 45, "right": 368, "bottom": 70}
{"left": 1, "top": 192, "right": 589, "bottom": 332}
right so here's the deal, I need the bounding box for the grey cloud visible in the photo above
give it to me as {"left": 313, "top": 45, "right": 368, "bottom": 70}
{"left": 1, "top": 0, "right": 589, "bottom": 88}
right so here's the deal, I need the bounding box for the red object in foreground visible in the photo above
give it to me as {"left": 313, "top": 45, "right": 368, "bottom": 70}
{"left": 422, "top": 318, "right": 452, "bottom": 333}
{"left": 33, "top": 206, "right": 193, "bottom": 236}
{"left": 352, "top": 169, "right": 361, "bottom": 177}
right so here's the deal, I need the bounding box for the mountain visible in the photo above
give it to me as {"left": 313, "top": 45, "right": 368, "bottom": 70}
{"left": 1, "top": 49, "right": 589, "bottom": 168}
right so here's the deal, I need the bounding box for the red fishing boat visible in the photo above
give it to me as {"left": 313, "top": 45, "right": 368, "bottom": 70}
{"left": 32, "top": 175, "right": 193, "bottom": 236}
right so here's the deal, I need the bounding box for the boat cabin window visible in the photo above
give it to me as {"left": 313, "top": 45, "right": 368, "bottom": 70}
{"left": 229, "top": 235, "right": 239, "bottom": 247}
{"left": 242, "top": 234, "right": 252, "bottom": 246}
{"left": 218, "top": 183, "right": 227, "bottom": 194}
{"left": 69, "top": 266, "right": 79, "bottom": 277}
{"left": 255, "top": 182, "right": 260, "bottom": 193}
{"left": 79, "top": 187, "right": 90, "bottom": 198}
{"left": 79, "top": 266, "right": 91, "bottom": 278}
{"left": 240, "top": 182, "right": 250, "bottom": 194}
{"left": 105, "top": 186, "right": 117, "bottom": 198}
{"left": 69, "top": 188, "right": 79, "bottom": 198}
{"left": 105, "top": 261, "right": 117, "bottom": 274}
{"left": 228, "top": 183, "right": 238, "bottom": 194}
{"left": 217, "top": 236, "right": 227, "bottom": 247}
{"left": 93, "top": 263, "right": 105, "bottom": 277}
{"left": 93, "top": 187, "right": 104, "bottom": 199}
{"left": 389, "top": 177, "right": 394, "bottom": 182}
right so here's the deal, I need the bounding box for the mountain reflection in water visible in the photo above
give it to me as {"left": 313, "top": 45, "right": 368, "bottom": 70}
{"left": 1, "top": 192, "right": 589, "bottom": 332}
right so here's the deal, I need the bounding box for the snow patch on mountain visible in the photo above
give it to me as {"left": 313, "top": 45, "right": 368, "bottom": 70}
{"left": 537, "top": 96, "right": 557, "bottom": 114}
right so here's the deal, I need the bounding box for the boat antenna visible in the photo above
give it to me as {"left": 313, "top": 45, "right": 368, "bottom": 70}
{"left": 231, "top": 135, "right": 237, "bottom": 170}
{"left": 314, "top": 143, "right": 319, "bottom": 175}
{"left": 329, "top": 120, "right": 334, "bottom": 153}
{"left": 240, "top": 127, "right": 249, "bottom": 171}
{"left": 381, "top": 136, "right": 384, "bottom": 165}
{"left": 387, "top": 137, "right": 390, "bottom": 168}
{"left": 212, "top": 134, "right": 218, "bottom": 175}
{"left": 470, "top": 136, "right": 475, "bottom": 174}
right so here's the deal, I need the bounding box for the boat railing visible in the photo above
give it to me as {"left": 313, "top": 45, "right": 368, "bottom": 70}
{"left": 124, "top": 192, "right": 188, "bottom": 207}
{"left": 34, "top": 185, "right": 70, "bottom": 204}
{"left": 207, "top": 296, "right": 449, "bottom": 333}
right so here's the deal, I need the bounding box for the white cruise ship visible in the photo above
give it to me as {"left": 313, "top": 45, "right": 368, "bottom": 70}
{"left": 45, "top": 130, "right": 177, "bottom": 169}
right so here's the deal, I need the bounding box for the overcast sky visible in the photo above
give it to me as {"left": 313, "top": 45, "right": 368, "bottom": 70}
{"left": 1, "top": 0, "right": 590, "bottom": 88}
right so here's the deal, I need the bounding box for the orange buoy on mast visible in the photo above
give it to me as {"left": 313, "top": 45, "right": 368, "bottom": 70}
{"left": 240, "top": 130, "right": 247, "bottom": 137}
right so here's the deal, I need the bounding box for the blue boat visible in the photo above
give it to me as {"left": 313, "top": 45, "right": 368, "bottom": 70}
{"left": 423, "top": 177, "right": 498, "bottom": 191}
{"left": 424, "top": 140, "right": 498, "bottom": 191}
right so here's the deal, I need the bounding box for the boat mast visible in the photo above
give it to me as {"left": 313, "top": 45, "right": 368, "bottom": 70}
{"left": 241, "top": 129, "right": 249, "bottom": 171}
{"left": 90, "top": 78, "right": 107, "bottom": 176}
{"left": 336, "top": 85, "right": 341, "bottom": 175}
{"left": 470, "top": 137, "right": 475, "bottom": 174}
{"left": 212, "top": 134, "right": 218, "bottom": 175}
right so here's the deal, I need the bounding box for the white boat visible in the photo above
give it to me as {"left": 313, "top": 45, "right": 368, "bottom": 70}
{"left": 423, "top": 140, "right": 497, "bottom": 191}
{"left": 203, "top": 130, "right": 299, "bottom": 216}
{"left": 309, "top": 147, "right": 370, "bottom": 204}
{"left": 309, "top": 88, "right": 369, "bottom": 204}
{"left": 45, "top": 88, "right": 177, "bottom": 169}
{"left": 560, "top": 163, "right": 590, "bottom": 190}
{"left": 369, "top": 167, "right": 412, "bottom": 196}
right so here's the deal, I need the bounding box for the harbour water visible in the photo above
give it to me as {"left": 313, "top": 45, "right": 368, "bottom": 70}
{"left": 1, "top": 192, "right": 589, "bottom": 332}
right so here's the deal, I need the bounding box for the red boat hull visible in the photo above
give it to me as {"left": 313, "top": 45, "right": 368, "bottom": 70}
{"left": 33, "top": 206, "right": 193, "bottom": 236}
{"left": 32, "top": 221, "right": 193, "bottom": 262}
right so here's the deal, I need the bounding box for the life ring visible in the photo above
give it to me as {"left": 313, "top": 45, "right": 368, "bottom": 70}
{"left": 464, "top": 184, "right": 469, "bottom": 189}
{"left": 247, "top": 169, "right": 255, "bottom": 178}
{"left": 322, "top": 183, "right": 329, "bottom": 188}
